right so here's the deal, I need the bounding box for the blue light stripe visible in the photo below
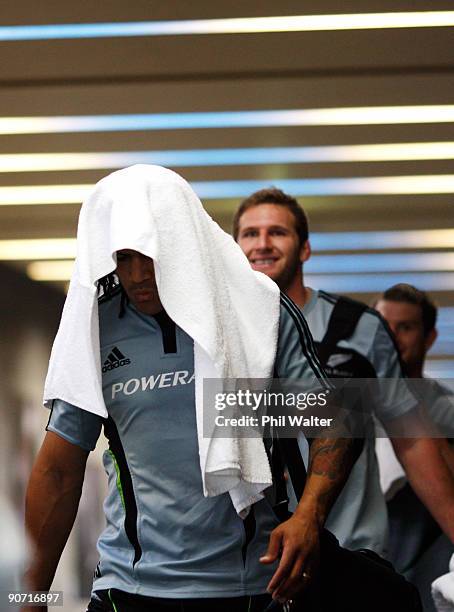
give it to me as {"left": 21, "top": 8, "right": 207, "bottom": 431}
{"left": 431, "top": 341, "right": 454, "bottom": 355}
{"left": 1, "top": 12, "right": 454, "bottom": 41}
{"left": 304, "top": 272, "right": 454, "bottom": 293}
{"left": 0, "top": 111, "right": 328, "bottom": 134}
{"left": 0, "top": 147, "right": 382, "bottom": 171}
{"left": 306, "top": 252, "right": 454, "bottom": 273}
{"left": 2, "top": 148, "right": 330, "bottom": 171}
{"left": 3, "top": 107, "right": 454, "bottom": 135}
{"left": 308, "top": 230, "right": 454, "bottom": 252}
{"left": 3, "top": 143, "right": 454, "bottom": 173}
{"left": 193, "top": 179, "right": 327, "bottom": 198}
{"left": 434, "top": 332, "right": 454, "bottom": 342}
{"left": 191, "top": 176, "right": 454, "bottom": 197}
{"left": 311, "top": 231, "right": 412, "bottom": 250}
{"left": 0, "top": 22, "right": 174, "bottom": 41}
{"left": 424, "top": 361, "right": 454, "bottom": 380}
{"left": 1, "top": 176, "right": 454, "bottom": 205}
{"left": 0, "top": 147, "right": 377, "bottom": 171}
{"left": 438, "top": 307, "right": 454, "bottom": 325}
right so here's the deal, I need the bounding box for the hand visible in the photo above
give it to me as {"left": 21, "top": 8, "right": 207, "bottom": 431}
{"left": 260, "top": 514, "right": 321, "bottom": 603}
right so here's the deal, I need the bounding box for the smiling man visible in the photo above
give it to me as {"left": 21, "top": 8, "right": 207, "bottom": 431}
{"left": 234, "top": 187, "right": 454, "bottom": 559}
{"left": 235, "top": 190, "right": 311, "bottom": 303}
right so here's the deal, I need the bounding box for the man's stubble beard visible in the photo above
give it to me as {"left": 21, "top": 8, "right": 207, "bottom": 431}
{"left": 273, "top": 248, "right": 302, "bottom": 292}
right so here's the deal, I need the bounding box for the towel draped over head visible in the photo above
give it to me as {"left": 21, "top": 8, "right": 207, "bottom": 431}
{"left": 44, "top": 164, "right": 281, "bottom": 516}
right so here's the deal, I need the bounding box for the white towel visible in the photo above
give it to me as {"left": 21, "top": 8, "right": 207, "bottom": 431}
{"left": 375, "top": 433, "right": 406, "bottom": 500}
{"left": 432, "top": 555, "right": 454, "bottom": 611}
{"left": 44, "top": 164, "right": 280, "bottom": 516}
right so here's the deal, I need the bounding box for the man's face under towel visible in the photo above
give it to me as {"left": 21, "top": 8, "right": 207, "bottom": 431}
{"left": 115, "top": 249, "right": 163, "bottom": 315}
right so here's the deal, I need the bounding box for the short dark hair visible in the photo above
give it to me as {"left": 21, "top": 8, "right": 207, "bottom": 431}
{"left": 233, "top": 187, "right": 309, "bottom": 246}
{"left": 380, "top": 283, "right": 437, "bottom": 337}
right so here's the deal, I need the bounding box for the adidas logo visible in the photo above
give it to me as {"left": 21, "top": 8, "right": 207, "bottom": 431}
{"left": 102, "top": 347, "right": 131, "bottom": 373}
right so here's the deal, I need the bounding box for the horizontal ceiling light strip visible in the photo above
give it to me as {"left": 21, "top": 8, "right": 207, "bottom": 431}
{"left": 422, "top": 329, "right": 454, "bottom": 339}
{"left": 3, "top": 142, "right": 454, "bottom": 172}
{"left": 27, "top": 252, "right": 454, "bottom": 277}
{"left": 2, "top": 175, "right": 454, "bottom": 205}
{"left": 1, "top": 12, "right": 454, "bottom": 41}
{"left": 24, "top": 261, "right": 454, "bottom": 293}
{"left": 26, "top": 260, "right": 74, "bottom": 281}
{"left": 433, "top": 329, "right": 454, "bottom": 340}
{"left": 424, "top": 361, "right": 454, "bottom": 380}
{"left": 2, "top": 106, "right": 454, "bottom": 135}
{"left": 431, "top": 342, "right": 454, "bottom": 356}
{"left": 311, "top": 229, "right": 454, "bottom": 251}
{"left": 0, "top": 238, "right": 76, "bottom": 259}
{"left": 305, "top": 272, "right": 454, "bottom": 292}
{"left": 2, "top": 231, "right": 454, "bottom": 260}
{"left": 438, "top": 307, "right": 454, "bottom": 325}
{"left": 0, "top": 184, "right": 90, "bottom": 205}
{"left": 24, "top": 263, "right": 454, "bottom": 290}
{"left": 193, "top": 176, "right": 454, "bottom": 197}
{"left": 307, "top": 252, "right": 454, "bottom": 273}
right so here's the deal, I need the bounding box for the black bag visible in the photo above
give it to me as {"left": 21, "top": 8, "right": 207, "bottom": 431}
{"left": 315, "top": 294, "right": 376, "bottom": 379}
{"left": 275, "top": 435, "right": 422, "bottom": 612}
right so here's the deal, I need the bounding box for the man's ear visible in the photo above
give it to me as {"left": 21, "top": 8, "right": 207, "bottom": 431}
{"left": 300, "top": 239, "right": 311, "bottom": 263}
{"left": 424, "top": 327, "right": 437, "bottom": 352}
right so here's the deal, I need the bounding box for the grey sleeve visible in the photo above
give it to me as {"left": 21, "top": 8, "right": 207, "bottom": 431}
{"left": 417, "top": 380, "right": 454, "bottom": 439}
{"left": 46, "top": 399, "right": 103, "bottom": 452}
{"left": 367, "top": 316, "right": 419, "bottom": 421}
{"left": 276, "top": 297, "right": 331, "bottom": 391}
{"left": 430, "top": 394, "right": 454, "bottom": 438}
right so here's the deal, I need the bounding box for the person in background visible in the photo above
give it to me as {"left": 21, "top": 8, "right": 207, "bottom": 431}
{"left": 374, "top": 284, "right": 454, "bottom": 437}
{"left": 375, "top": 284, "right": 454, "bottom": 612}
{"left": 234, "top": 188, "right": 454, "bottom": 562}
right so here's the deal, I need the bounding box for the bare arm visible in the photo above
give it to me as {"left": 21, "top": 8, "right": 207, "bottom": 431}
{"left": 392, "top": 432, "right": 454, "bottom": 542}
{"left": 24, "top": 431, "right": 88, "bottom": 606}
{"left": 263, "top": 299, "right": 360, "bottom": 602}
{"left": 438, "top": 437, "right": 454, "bottom": 479}
{"left": 261, "top": 436, "right": 357, "bottom": 603}
{"left": 416, "top": 405, "right": 454, "bottom": 479}
{"left": 298, "top": 437, "right": 358, "bottom": 525}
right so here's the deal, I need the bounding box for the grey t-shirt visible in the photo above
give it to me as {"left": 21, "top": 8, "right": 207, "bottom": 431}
{"left": 376, "top": 377, "right": 454, "bottom": 499}
{"left": 300, "top": 289, "right": 418, "bottom": 555}
{"left": 48, "top": 291, "right": 328, "bottom": 598}
{"left": 418, "top": 378, "right": 454, "bottom": 440}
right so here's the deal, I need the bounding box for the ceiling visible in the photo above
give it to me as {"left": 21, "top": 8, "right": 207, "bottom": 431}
{"left": 1, "top": 1, "right": 453, "bottom": 374}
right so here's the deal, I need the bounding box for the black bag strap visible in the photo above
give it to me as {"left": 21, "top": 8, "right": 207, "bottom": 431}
{"left": 317, "top": 297, "right": 367, "bottom": 366}
{"left": 274, "top": 298, "right": 368, "bottom": 505}
{"left": 277, "top": 435, "right": 307, "bottom": 501}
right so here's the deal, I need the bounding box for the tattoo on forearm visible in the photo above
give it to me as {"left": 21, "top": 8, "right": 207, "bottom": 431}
{"left": 308, "top": 438, "right": 355, "bottom": 482}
